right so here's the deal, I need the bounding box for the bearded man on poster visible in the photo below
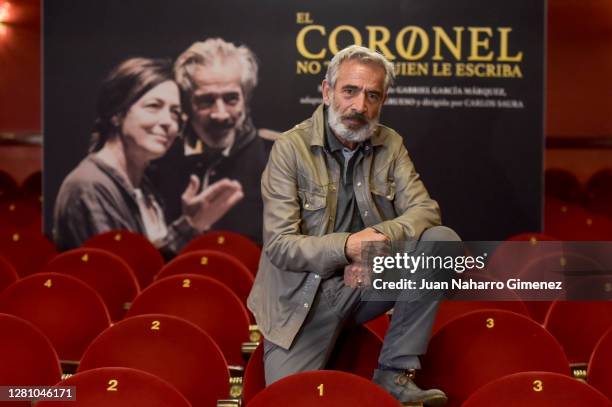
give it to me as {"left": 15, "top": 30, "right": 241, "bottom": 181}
{"left": 148, "top": 38, "right": 277, "bottom": 245}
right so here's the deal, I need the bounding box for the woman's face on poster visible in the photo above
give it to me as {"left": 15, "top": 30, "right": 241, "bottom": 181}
{"left": 120, "top": 80, "right": 182, "bottom": 161}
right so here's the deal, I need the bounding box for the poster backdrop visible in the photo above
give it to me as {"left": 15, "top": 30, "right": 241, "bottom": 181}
{"left": 44, "top": 0, "right": 544, "bottom": 242}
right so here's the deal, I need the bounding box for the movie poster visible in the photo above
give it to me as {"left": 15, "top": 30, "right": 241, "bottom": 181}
{"left": 44, "top": 0, "right": 544, "bottom": 246}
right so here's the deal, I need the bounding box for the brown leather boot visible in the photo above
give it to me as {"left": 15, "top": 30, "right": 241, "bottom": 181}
{"left": 372, "top": 369, "right": 448, "bottom": 406}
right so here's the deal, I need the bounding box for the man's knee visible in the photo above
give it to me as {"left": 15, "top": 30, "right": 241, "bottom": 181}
{"left": 420, "top": 226, "right": 461, "bottom": 242}
{"left": 263, "top": 338, "right": 328, "bottom": 385}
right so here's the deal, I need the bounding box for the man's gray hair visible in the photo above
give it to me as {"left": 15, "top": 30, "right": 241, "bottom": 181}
{"left": 325, "top": 45, "right": 395, "bottom": 90}
{"left": 175, "top": 38, "right": 258, "bottom": 99}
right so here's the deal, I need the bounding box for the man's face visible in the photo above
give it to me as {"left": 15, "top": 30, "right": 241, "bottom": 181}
{"left": 322, "top": 59, "right": 387, "bottom": 144}
{"left": 189, "top": 60, "right": 246, "bottom": 149}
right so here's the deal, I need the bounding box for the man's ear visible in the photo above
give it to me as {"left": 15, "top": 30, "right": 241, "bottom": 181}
{"left": 322, "top": 79, "right": 331, "bottom": 105}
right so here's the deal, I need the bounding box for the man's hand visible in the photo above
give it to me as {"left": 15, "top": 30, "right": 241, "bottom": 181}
{"left": 345, "top": 227, "right": 390, "bottom": 263}
{"left": 343, "top": 263, "right": 370, "bottom": 288}
{"left": 181, "top": 175, "right": 244, "bottom": 232}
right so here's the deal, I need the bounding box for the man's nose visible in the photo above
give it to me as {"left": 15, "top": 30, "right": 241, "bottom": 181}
{"left": 352, "top": 91, "right": 367, "bottom": 114}
{"left": 210, "top": 98, "right": 230, "bottom": 120}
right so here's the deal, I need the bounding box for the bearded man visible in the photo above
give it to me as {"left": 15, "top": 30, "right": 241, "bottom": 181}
{"left": 148, "top": 38, "right": 276, "bottom": 245}
{"left": 247, "top": 45, "right": 460, "bottom": 406}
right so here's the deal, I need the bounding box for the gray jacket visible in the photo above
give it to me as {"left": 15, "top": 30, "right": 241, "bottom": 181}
{"left": 247, "top": 104, "right": 441, "bottom": 349}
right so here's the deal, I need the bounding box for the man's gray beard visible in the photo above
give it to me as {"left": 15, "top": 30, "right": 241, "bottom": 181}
{"left": 327, "top": 98, "right": 379, "bottom": 144}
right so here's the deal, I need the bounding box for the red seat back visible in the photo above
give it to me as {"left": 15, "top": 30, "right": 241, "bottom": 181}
{"left": 156, "top": 249, "right": 253, "bottom": 306}
{"left": 84, "top": 230, "right": 164, "bottom": 288}
{"left": 242, "top": 344, "right": 266, "bottom": 405}
{"left": 247, "top": 370, "right": 401, "bottom": 407}
{"left": 544, "top": 300, "right": 612, "bottom": 364}
{"left": 36, "top": 367, "right": 191, "bottom": 407}
{"left": 0, "top": 199, "right": 42, "bottom": 231}
{"left": 43, "top": 248, "right": 140, "bottom": 321}
{"left": 243, "top": 325, "right": 385, "bottom": 404}
{"left": 0, "top": 273, "right": 110, "bottom": 361}
{"left": 0, "top": 231, "right": 57, "bottom": 277}
{"left": 588, "top": 326, "right": 612, "bottom": 400}
{"left": 418, "top": 310, "right": 570, "bottom": 407}
{"left": 0, "top": 313, "right": 62, "bottom": 387}
{"left": 79, "top": 314, "right": 229, "bottom": 407}
{"left": 363, "top": 314, "right": 390, "bottom": 341}
{"left": 0, "top": 255, "right": 18, "bottom": 293}
{"left": 463, "top": 371, "right": 611, "bottom": 407}
{"left": 127, "top": 274, "right": 250, "bottom": 366}
{"left": 327, "top": 324, "right": 383, "bottom": 380}
{"left": 20, "top": 170, "right": 42, "bottom": 200}
{"left": 0, "top": 169, "right": 19, "bottom": 202}
{"left": 180, "top": 231, "right": 261, "bottom": 275}
{"left": 432, "top": 300, "right": 529, "bottom": 334}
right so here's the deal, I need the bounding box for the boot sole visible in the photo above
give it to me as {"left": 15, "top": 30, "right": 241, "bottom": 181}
{"left": 402, "top": 394, "right": 448, "bottom": 407}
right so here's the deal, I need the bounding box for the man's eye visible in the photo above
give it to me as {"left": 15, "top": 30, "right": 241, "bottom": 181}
{"left": 223, "top": 93, "right": 240, "bottom": 105}
{"left": 193, "top": 96, "right": 215, "bottom": 108}
{"left": 343, "top": 88, "right": 355, "bottom": 95}
{"left": 367, "top": 92, "right": 381, "bottom": 101}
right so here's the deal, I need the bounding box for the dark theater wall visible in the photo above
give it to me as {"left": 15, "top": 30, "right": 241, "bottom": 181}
{"left": 0, "top": 0, "right": 41, "bottom": 133}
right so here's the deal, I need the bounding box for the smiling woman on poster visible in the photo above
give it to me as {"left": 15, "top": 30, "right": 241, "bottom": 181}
{"left": 53, "top": 58, "right": 243, "bottom": 256}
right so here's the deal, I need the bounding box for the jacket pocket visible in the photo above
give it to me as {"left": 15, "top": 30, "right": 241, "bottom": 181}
{"left": 298, "top": 187, "right": 328, "bottom": 235}
{"left": 299, "top": 189, "right": 327, "bottom": 211}
{"left": 370, "top": 178, "right": 397, "bottom": 218}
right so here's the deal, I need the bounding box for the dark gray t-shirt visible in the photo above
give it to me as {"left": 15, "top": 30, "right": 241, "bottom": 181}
{"left": 324, "top": 111, "right": 366, "bottom": 234}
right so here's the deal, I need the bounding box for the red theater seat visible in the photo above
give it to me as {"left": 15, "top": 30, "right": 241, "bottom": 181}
{"left": 43, "top": 248, "right": 140, "bottom": 321}
{"left": 507, "top": 233, "right": 558, "bottom": 242}
{"left": 0, "top": 169, "right": 19, "bottom": 201}
{"left": 180, "top": 230, "right": 261, "bottom": 275}
{"left": 0, "top": 199, "right": 42, "bottom": 231}
{"left": 432, "top": 300, "right": 529, "bottom": 334}
{"left": 544, "top": 168, "right": 584, "bottom": 204}
{"left": 0, "top": 255, "right": 18, "bottom": 293}
{"left": 0, "top": 231, "right": 57, "bottom": 277}
{"left": 36, "top": 367, "right": 191, "bottom": 407}
{"left": 417, "top": 310, "right": 570, "bottom": 407}
{"left": 84, "top": 230, "right": 164, "bottom": 289}
{"left": 19, "top": 170, "right": 42, "bottom": 200}
{"left": 126, "top": 274, "right": 250, "bottom": 366}
{"left": 432, "top": 272, "right": 531, "bottom": 333}
{"left": 242, "top": 325, "right": 384, "bottom": 404}
{"left": 463, "top": 371, "right": 611, "bottom": 407}
{"left": 0, "top": 313, "right": 62, "bottom": 390}
{"left": 585, "top": 168, "right": 612, "bottom": 219}
{"left": 588, "top": 326, "right": 612, "bottom": 400}
{"left": 79, "top": 314, "right": 229, "bottom": 407}
{"left": 545, "top": 300, "right": 612, "bottom": 364}
{"left": 242, "top": 343, "right": 266, "bottom": 405}
{"left": 0, "top": 273, "right": 111, "bottom": 361}
{"left": 363, "top": 313, "right": 390, "bottom": 341}
{"left": 327, "top": 324, "right": 383, "bottom": 379}
{"left": 544, "top": 198, "right": 612, "bottom": 240}
{"left": 156, "top": 249, "right": 253, "bottom": 306}
{"left": 523, "top": 301, "right": 553, "bottom": 324}
{"left": 485, "top": 236, "right": 561, "bottom": 282}
{"left": 247, "top": 370, "right": 401, "bottom": 407}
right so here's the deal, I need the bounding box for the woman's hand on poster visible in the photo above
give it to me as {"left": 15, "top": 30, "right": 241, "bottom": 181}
{"left": 181, "top": 175, "right": 244, "bottom": 232}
